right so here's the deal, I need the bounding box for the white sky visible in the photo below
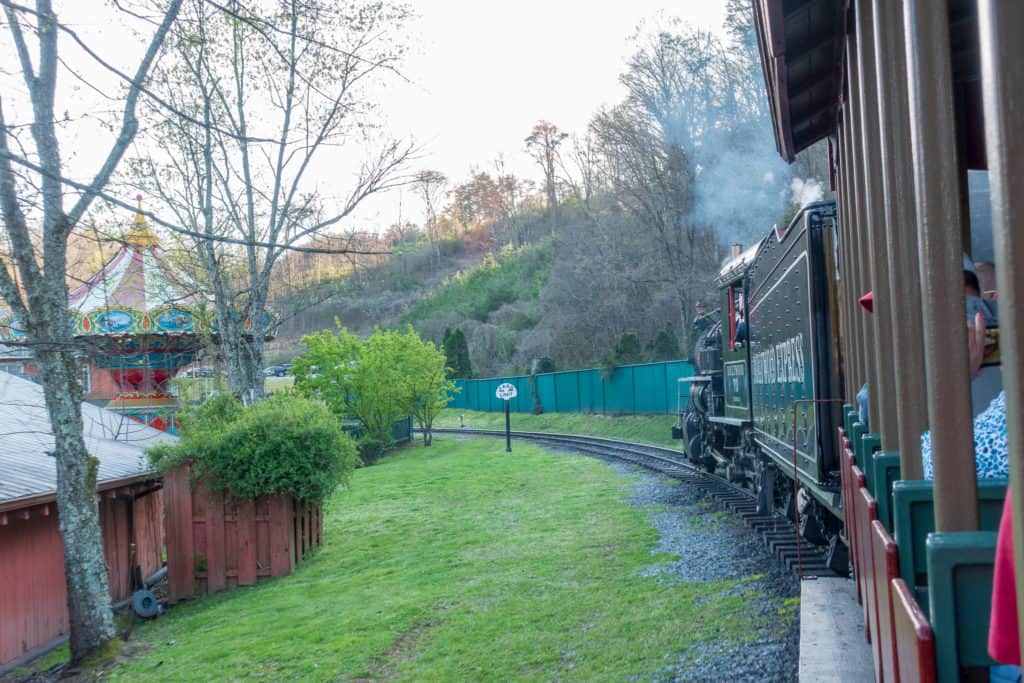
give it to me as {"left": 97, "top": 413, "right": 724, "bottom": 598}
{"left": 364, "top": 0, "right": 729, "bottom": 229}
{"left": 2, "top": 0, "right": 731, "bottom": 234}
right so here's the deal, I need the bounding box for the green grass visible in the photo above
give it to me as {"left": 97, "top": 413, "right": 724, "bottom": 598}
{"left": 173, "top": 376, "right": 294, "bottom": 404}
{"left": 434, "top": 408, "right": 681, "bottom": 449}
{"left": 105, "top": 437, "right": 765, "bottom": 681}
{"left": 400, "top": 240, "right": 553, "bottom": 325}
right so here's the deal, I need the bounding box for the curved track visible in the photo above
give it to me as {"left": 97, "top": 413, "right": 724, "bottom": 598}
{"left": 432, "top": 427, "right": 835, "bottom": 577}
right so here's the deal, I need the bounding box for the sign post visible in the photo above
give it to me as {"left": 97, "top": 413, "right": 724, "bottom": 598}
{"left": 495, "top": 383, "right": 518, "bottom": 452}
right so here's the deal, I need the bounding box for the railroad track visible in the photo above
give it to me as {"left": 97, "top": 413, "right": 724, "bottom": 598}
{"left": 431, "top": 427, "right": 835, "bottom": 577}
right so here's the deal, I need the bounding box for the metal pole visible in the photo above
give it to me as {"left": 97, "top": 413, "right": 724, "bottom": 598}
{"left": 872, "top": 0, "right": 927, "bottom": 479}
{"left": 855, "top": 0, "right": 899, "bottom": 451}
{"left": 977, "top": 0, "right": 1024, "bottom": 658}
{"left": 837, "top": 118, "right": 858, "bottom": 403}
{"left": 846, "top": 37, "right": 877, "bottom": 427}
{"left": 505, "top": 399, "right": 511, "bottom": 453}
{"left": 841, "top": 109, "right": 863, "bottom": 401}
{"left": 903, "top": 0, "right": 978, "bottom": 531}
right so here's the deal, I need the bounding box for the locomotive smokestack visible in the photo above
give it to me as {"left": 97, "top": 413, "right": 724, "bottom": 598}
{"left": 731, "top": 243, "right": 742, "bottom": 259}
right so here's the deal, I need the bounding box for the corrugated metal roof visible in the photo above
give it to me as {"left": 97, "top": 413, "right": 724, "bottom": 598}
{"left": 0, "top": 373, "right": 175, "bottom": 506}
{"left": 0, "top": 343, "right": 32, "bottom": 360}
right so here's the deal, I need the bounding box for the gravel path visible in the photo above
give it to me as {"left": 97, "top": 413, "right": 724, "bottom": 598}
{"left": 600, "top": 457, "right": 800, "bottom": 682}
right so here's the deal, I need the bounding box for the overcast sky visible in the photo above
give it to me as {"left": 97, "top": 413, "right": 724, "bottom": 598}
{"left": 367, "top": 0, "right": 729, "bottom": 229}
{"left": 3, "top": 1, "right": 731, "bottom": 234}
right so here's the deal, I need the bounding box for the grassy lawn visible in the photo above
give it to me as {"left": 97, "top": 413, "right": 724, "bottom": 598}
{"left": 173, "top": 376, "right": 294, "bottom": 404}
{"left": 434, "top": 408, "right": 680, "bottom": 449}
{"left": 104, "top": 437, "right": 761, "bottom": 681}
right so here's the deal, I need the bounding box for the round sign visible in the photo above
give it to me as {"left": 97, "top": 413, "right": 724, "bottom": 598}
{"left": 496, "top": 382, "right": 518, "bottom": 400}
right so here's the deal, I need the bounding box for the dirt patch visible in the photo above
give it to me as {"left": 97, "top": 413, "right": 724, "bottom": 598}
{"left": 357, "top": 620, "right": 440, "bottom": 682}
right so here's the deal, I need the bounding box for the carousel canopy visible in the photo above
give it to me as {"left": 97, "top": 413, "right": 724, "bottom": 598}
{"left": 0, "top": 197, "right": 276, "bottom": 347}
{"left": 68, "top": 196, "right": 208, "bottom": 338}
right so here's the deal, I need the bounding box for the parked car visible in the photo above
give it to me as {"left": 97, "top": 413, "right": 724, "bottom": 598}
{"left": 262, "top": 366, "right": 283, "bottom": 377}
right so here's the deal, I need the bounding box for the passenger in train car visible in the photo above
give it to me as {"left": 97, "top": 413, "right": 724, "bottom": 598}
{"left": 856, "top": 291, "right": 873, "bottom": 429}
{"left": 965, "top": 269, "right": 999, "bottom": 326}
{"left": 965, "top": 264, "right": 1004, "bottom": 417}
{"left": 733, "top": 292, "right": 747, "bottom": 348}
{"left": 920, "top": 311, "right": 1008, "bottom": 480}
{"left": 977, "top": 261, "right": 998, "bottom": 300}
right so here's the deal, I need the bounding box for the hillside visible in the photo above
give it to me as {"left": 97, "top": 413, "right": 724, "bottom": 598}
{"left": 266, "top": 206, "right": 701, "bottom": 378}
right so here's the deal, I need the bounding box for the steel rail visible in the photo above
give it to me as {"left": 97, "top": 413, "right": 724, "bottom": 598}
{"left": 429, "top": 428, "right": 836, "bottom": 576}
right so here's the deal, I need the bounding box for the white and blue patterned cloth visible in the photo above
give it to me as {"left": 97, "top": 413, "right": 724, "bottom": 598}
{"left": 922, "top": 390, "right": 1008, "bottom": 480}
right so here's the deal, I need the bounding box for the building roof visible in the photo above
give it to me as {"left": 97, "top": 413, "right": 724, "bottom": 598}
{"left": 0, "top": 373, "right": 175, "bottom": 511}
{"left": 753, "top": 0, "right": 848, "bottom": 162}
{"left": 0, "top": 344, "right": 32, "bottom": 361}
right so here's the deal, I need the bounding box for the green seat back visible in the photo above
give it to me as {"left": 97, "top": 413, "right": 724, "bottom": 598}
{"left": 844, "top": 406, "right": 856, "bottom": 437}
{"left": 926, "top": 531, "right": 998, "bottom": 682}
{"left": 850, "top": 421, "right": 866, "bottom": 467}
{"left": 871, "top": 451, "right": 901, "bottom": 532}
{"left": 859, "top": 433, "right": 881, "bottom": 492}
{"left": 892, "top": 478, "right": 1007, "bottom": 615}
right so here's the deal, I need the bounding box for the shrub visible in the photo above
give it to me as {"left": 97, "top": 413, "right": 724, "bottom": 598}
{"left": 148, "top": 394, "right": 358, "bottom": 505}
{"left": 356, "top": 436, "right": 388, "bottom": 466}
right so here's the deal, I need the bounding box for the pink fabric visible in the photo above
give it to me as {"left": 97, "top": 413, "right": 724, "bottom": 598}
{"left": 990, "top": 489, "right": 1021, "bottom": 665}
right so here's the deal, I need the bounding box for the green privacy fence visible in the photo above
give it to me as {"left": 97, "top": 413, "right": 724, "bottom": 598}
{"left": 448, "top": 360, "right": 695, "bottom": 415}
{"left": 342, "top": 416, "right": 414, "bottom": 443}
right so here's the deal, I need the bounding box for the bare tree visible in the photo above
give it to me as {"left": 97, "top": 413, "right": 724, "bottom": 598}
{"left": 492, "top": 156, "right": 535, "bottom": 247}
{"left": 135, "top": 0, "right": 414, "bottom": 401}
{"left": 524, "top": 120, "right": 567, "bottom": 231}
{"left": 413, "top": 170, "right": 447, "bottom": 268}
{"left": 0, "top": 0, "right": 182, "bottom": 661}
{"left": 556, "top": 132, "right": 602, "bottom": 220}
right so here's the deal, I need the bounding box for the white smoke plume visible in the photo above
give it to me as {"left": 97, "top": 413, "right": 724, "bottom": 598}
{"left": 789, "top": 177, "right": 824, "bottom": 208}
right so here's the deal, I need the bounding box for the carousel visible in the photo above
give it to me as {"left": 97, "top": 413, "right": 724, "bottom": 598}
{"left": 0, "top": 196, "right": 274, "bottom": 434}
{"left": 68, "top": 197, "right": 210, "bottom": 432}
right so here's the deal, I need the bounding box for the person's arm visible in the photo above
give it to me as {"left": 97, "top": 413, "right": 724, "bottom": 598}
{"left": 968, "top": 311, "right": 986, "bottom": 378}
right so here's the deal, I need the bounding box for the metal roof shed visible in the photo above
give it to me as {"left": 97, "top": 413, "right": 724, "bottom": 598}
{"left": 0, "top": 373, "right": 174, "bottom": 668}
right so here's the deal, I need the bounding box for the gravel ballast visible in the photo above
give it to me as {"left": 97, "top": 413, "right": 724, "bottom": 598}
{"left": 605, "top": 458, "right": 800, "bottom": 682}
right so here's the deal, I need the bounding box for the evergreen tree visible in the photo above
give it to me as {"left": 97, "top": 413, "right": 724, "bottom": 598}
{"left": 453, "top": 328, "right": 473, "bottom": 378}
{"left": 614, "top": 332, "right": 644, "bottom": 364}
{"left": 442, "top": 328, "right": 458, "bottom": 378}
{"left": 647, "top": 323, "right": 681, "bottom": 361}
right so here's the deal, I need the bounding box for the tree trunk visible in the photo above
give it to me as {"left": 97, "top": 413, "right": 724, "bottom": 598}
{"left": 422, "top": 426, "right": 432, "bottom": 446}
{"left": 216, "top": 307, "right": 264, "bottom": 403}
{"left": 36, "top": 347, "right": 116, "bottom": 662}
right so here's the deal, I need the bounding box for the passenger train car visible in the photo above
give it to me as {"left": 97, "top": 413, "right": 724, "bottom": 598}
{"left": 692, "top": 1, "right": 1024, "bottom": 681}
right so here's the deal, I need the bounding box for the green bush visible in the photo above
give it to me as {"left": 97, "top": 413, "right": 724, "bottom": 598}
{"left": 149, "top": 394, "right": 358, "bottom": 505}
{"left": 356, "top": 436, "right": 388, "bottom": 466}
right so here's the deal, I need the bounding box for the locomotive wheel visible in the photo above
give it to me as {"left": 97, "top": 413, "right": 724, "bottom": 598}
{"left": 686, "top": 435, "right": 703, "bottom": 464}
{"left": 755, "top": 463, "right": 776, "bottom": 516}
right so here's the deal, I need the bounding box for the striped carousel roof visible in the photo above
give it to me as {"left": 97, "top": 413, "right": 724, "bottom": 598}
{"left": 67, "top": 197, "right": 205, "bottom": 323}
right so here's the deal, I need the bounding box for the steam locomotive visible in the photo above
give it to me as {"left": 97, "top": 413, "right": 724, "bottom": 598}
{"left": 675, "top": 200, "right": 847, "bottom": 571}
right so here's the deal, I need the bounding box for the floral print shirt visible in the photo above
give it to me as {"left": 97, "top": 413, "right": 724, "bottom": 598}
{"left": 922, "top": 391, "right": 1008, "bottom": 480}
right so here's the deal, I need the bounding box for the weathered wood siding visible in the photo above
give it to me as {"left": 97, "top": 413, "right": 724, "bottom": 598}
{"left": 0, "top": 488, "right": 163, "bottom": 666}
{"left": 164, "top": 465, "right": 322, "bottom": 604}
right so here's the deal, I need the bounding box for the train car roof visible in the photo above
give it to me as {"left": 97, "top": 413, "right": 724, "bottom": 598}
{"left": 753, "top": 1, "right": 983, "bottom": 165}
{"left": 752, "top": 0, "right": 847, "bottom": 162}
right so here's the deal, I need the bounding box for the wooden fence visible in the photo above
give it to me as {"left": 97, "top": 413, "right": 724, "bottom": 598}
{"left": 163, "top": 465, "right": 322, "bottom": 603}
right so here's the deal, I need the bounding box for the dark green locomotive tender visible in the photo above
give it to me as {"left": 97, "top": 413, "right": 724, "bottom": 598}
{"left": 677, "top": 200, "right": 845, "bottom": 563}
